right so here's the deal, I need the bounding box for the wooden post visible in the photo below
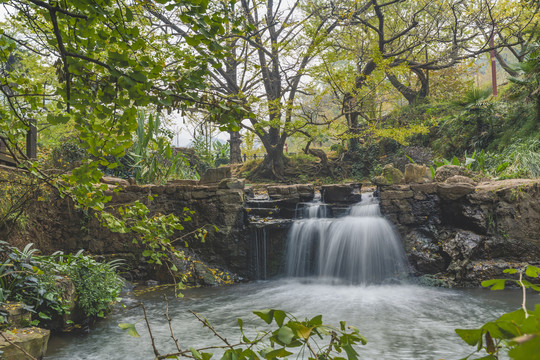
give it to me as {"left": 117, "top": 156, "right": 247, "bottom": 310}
{"left": 26, "top": 119, "right": 37, "bottom": 159}
{"left": 490, "top": 31, "right": 498, "bottom": 97}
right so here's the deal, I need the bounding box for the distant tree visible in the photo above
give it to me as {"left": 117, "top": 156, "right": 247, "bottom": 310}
{"left": 314, "top": 0, "right": 537, "bottom": 151}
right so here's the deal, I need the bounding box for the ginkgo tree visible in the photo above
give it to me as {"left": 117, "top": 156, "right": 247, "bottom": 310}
{"left": 0, "top": 0, "right": 243, "bottom": 277}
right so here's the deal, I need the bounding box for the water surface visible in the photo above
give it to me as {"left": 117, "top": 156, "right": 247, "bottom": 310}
{"left": 45, "top": 280, "right": 529, "bottom": 360}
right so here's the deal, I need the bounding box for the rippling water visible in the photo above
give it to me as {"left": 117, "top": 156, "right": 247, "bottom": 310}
{"left": 45, "top": 280, "right": 528, "bottom": 360}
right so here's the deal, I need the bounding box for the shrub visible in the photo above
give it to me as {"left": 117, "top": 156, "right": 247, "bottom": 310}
{"left": 0, "top": 242, "right": 122, "bottom": 327}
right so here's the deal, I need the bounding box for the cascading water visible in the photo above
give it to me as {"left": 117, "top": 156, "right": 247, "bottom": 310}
{"left": 285, "top": 192, "right": 409, "bottom": 284}
{"left": 253, "top": 227, "right": 268, "bottom": 280}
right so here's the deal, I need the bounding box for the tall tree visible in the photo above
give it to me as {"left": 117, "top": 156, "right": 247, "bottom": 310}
{"left": 0, "top": 0, "right": 238, "bottom": 205}
{"left": 315, "top": 0, "right": 536, "bottom": 150}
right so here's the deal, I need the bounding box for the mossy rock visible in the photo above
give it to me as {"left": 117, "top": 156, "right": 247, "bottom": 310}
{"left": 0, "top": 327, "right": 50, "bottom": 360}
{"left": 372, "top": 164, "right": 404, "bottom": 186}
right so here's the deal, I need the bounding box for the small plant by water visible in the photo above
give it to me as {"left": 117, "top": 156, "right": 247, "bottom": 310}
{"left": 456, "top": 265, "right": 540, "bottom": 359}
{"left": 0, "top": 242, "right": 122, "bottom": 328}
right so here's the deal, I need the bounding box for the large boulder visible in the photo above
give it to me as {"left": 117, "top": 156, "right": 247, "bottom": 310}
{"left": 296, "top": 184, "right": 315, "bottom": 202}
{"left": 437, "top": 182, "right": 475, "bottom": 200}
{"left": 321, "top": 184, "right": 361, "bottom": 203}
{"left": 267, "top": 185, "right": 299, "bottom": 200}
{"left": 101, "top": 176, "right": 129, "bottom": 187}
{"left": 372, "top": 164, "right": 404, "bottom": 186}
{"left": 0, "top": 328, "right": 50, "bottom": 360}
{"left": 200, "top": 167, "right": 231, "bottom": 184}
{"left": 0, "top": 303, "right": 31, "bottom": 327}
{"left": 404, "top": 164, "right": 428, "bottom": 183}
{"left": 446, "top": 175, "right": 477, "bottom": 186}
{"left": 434, "top": 165, "right": 467, "bottom": 183}
{"left": 218, "top": 178, "right": 245, "bottom": 190}
{"left": 442, "top": 231, "right": 484, "bottom": 260}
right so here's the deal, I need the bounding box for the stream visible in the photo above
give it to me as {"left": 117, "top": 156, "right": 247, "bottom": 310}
{"left": 45, "top": 280, "right": 530, "bottom": 360}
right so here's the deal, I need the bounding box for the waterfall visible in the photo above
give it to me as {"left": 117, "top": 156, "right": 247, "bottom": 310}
{"left": 253, "top": 227, "right": 268, "bottom": 280}
{"left": 295, "top": 201, "right": 331, "bottom": 219}
{"left": 285, "top": 192, "right": 409, "bottom": 284}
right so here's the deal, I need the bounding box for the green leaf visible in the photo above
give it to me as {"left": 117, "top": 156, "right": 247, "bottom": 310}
{"left": 191, "top": 347, "right": 203, "bottom": 360}
{"left": 342, "top": 343, "right": 359, "bottom": 360}
{"left": 253, "top": 309, "right": 274, "bottom": 324}
{"left": 430, "top": 165, "right": 436, "bottom": 179}
{"left": 503, "top": 268, "right": 518, "bottom": 274}
{"left": 118, "top": 323, "right": 140, "bottom": 337}
{"left": 481, "top": 279, "right": 507, "bottom": 290}
{"left": 262, "top": 348, "right": 293, "bottom": 359}
{"left": 273, "top": 310, "right": 286, "bottom": 327}
{"left": 142, "top": 250, "right": 152, "bottom": 257}
{"left": 456, "top": 329, "right": 483, "bottom": 346}
{"left": 309, "top": 314, "right": 323, "bottom": 326}
{"left": 277, "top": 326, "right": 295, "bottom": 345}
{"left": 525, "top": 266, "right": 540, "bottom": 278}
{"left": 38, "top": 312, "right": 51, "bottom": 320}
{"left": 508, "top": 335, "right": 540, "bottom": 360}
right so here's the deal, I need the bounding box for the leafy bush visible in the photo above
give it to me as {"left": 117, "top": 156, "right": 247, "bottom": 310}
{"left": 0, "top": 242, "right": 69, "bottom": 326}
{"left": 50, "top": 137, "right": 87, "bottom": 171}
{"left": 0, "top": 242, "right": 122, "bottom": 326}
{"left": 432, "top": 139, "right": 540, "bottom": 180}
{"left": 351, "top": 144, "right": 381, "bottom": 179}
{"left": 433, "top": 88, "right": 501, "bottom": 157}
{"left": 40, "top": 251, "right": 124, "bottom": 318}
{"left": 0, "top": 170, "right": 35, "bottom": 234}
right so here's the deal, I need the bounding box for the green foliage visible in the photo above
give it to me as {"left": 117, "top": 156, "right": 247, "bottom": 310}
{"left": 40, "top": 251, "right": 124, "bottom": 318}
{"left": 433, "top": 88, "right": 499, "bottom": 156}
{"left": 130, "top": 111, "right": 198, "bottom": 184}
{"left": 49, "top": 138, "right": 87, "bottom": 171}
{"left": 432, "top": 139, "right": 540, "bottom": 179}
{"left": 479, "top": 140, "right": 540, "bottom": 179}
{"left": 0, "top": 170, "right": 35, "bottom": 233}
{"left": 351, "top": 144, "right": 383, "bottom": 180}
{"left": 120, "top": 306, "right": 367, "bottom": 360}
{"left": 101, "top": 199, "right": 185, "bottom": 267}
{"left": 509, "top": 41, "right": 540, "bottom": 121}
{"left": 99, "top": 198, "right": 212, "bottom": 292}
{"left": 0, "top": 242, "right": 122, "bottom": 326}
{"left": 191, "top": 135, "right": 231, "bottom": 170}
{"left": 0, "top": 0, "right": 242, "bottom": 300}
{"left": 456, "top": 265, "right": 540, "bottom": 359}
{"left": 213, "top": 141, "right": 230, "bottom": 167}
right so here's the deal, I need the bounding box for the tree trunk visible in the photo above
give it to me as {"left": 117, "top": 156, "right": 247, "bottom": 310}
{"left": 343, "top": 93, "right": 360, "bottom": 152}
{"left": 387, "top": 68, "right": 429, "bottom": 105}
{"left": 228, "top": 130, "right": 242, "bottom": 163}
{"left": 303, "top": 140, "right": 328, "bottom": 166}
{"left": 256, "top": 145, "right": 287, "bottom": 180}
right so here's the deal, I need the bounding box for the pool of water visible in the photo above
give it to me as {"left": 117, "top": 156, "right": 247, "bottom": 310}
{"left": 44, "top": 279, "right": 532, "bottom": 360}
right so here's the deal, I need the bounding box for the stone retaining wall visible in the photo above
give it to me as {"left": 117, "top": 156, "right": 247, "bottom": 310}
{"left": 380, "top": 179, "right": 540, "bottom": 286}
{"left": 11, "top": 181, "right": 249, "bottom": 279}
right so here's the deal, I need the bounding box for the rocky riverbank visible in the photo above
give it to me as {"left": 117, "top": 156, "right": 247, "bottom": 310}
{"left": 379, "top": 165, "right": 540, "bottom": 286}
{"left": 5, "top": 165, "right": 540, "bottom": 287}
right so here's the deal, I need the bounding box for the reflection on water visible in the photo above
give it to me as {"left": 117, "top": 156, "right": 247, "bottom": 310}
{"left": 45, "top": 280, "right": 530, "bottom": 360}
